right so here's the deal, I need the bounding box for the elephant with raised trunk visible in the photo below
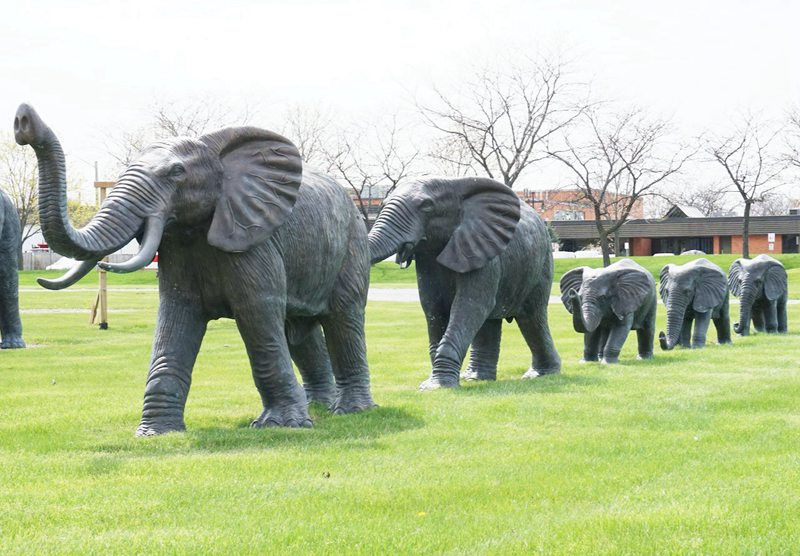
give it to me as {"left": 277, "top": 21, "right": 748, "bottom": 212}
{"left": 560, "top": 259, "right": 656, "bottom": 364}
{"left": 368, "top": 177, "right": 560, "bottom": 390}
{"left": 658, "top": 258, "right": 731, "bottom": 350}
{"left": 728, "top": 254, "right": 788, "bottom": 336}
{"left": 15, "top": 103, "right": 375, "bottom": 436}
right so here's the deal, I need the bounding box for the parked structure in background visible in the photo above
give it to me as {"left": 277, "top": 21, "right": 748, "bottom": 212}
{"left": 549, "top": 204, "right": 800, "bottom": 256}
{"left": 518, "top": 189, "right": 645, "bottom": 222}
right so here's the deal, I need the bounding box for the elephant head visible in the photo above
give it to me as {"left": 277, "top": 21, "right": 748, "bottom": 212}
{"left": 14, "top": 104, "right": 302, "bottom": 289}
{"left": 560, "top": 260, "right": 652, "bottom": 333}
{"left": 658, "top": 258, "right": 727, "bottom": 350}
{"left": 728, "top": 254, "right": 787, "bottom": 335}
{"left": 367, "top": 177, "right": 521, "bottom": 273}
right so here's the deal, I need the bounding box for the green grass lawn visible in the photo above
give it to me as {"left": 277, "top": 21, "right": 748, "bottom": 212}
{"left": 1, "top": 280, "right": 799, "bottom": 553}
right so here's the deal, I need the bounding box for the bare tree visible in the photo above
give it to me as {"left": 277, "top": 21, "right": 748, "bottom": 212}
{"left": 650, "top": 183, "right": 737, "bottom": 217}
{"left": 322, "top": 116, "right": 420, "bottom": 228}
{"left": 279, "top": 104, "right": 331, "bottom": 168}
{"left": 107, "top": 96, "right": 254, "bottom": 170}
{"left": 548, "top": 106, "right": 693, "bottom": 266}
{"left": 420, "top": 56, "right": 585, "bottom": 187}
{"left": 706, "top": 115, "right": 788, "bottom": 258}
{"left": 749, "top": 190, "right": 798, "bottom": 216}
{"left": 788, "top": 109, "right": 800, "bottom": 170}
{"left": 0, "top": 134, "right": 40, "bottom": 268}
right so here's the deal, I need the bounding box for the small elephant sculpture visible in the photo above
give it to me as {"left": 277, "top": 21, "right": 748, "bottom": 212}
{"left": 0, "top": 189, "right": 24, "bottom": 349}
{"left": 658, "top": 258, "right": 731, "bottom": 350}
{"left": 15, "top": 103, "right": 375, "bottom": 435}
{"left": 728, "top": 254, "right": 788, "bottom": 336}
{"left": 368, "top": 177, "right": 560, "bottom": 390}
{"left": 560, "top": 259, "right": 656, "bottom": 364}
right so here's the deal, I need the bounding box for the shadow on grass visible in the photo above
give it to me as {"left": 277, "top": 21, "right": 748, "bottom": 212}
{"left": 89, "top": 406, "right": 425, "bottom": 456}
{"left": 454, "top": 372, "right": 605, "bottom": 397}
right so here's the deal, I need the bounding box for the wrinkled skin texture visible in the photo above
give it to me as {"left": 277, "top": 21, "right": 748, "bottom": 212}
{"left": 0, "top": 190, "right": 24, "bottom": 349}
{"left": 368, "top": 177, "right": 560, "bottom": 390}
{"left": 658, "top": 258, "right": 731, "bottom": 350}
{"left": 15, "top": 104, "right": 374, "bottom": 436}
{"left": 560, "top": 259, "right": 656, "bottom": 364}
{"left": 728, "top": 254, "right": 788, "bottom": 336}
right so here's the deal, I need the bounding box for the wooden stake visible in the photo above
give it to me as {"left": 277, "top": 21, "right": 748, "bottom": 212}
{"left": 91, "top": 181, "right": 115, "bottom": 329}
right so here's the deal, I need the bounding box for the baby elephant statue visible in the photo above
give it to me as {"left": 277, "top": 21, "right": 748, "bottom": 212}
{"left": 560, "top": 259, "right": 656, "bottom": 364}
{"left": 15, "top": 103, "right": 375, "bottom": 435}
{"left": 658, "top": 258, "right": 731, "bottom": 350}
{"left": 0, "top": 189, "right": 24, "bottom": 349}
{"left": 368, "top": 177, "right": 561, "bottom": 390}
{"left": 728, "top": 254, "right": 788, "bottom": 336}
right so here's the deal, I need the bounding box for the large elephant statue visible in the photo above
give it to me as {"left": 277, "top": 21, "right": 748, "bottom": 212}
{"left": 0, "top": 189, "right": 24, "bottom": 349}
{"left": 560, "top": 259, "right": 656, "bottom": 363}
{"left": 368, "top": 177, "right": 560, "bottom": 390}
{"left": 658, "top": 258, "right": 731, "bottom": 350}
{"left": 728, "top": 254, "right": 788, "bottom": 336}
{"left": 14, "top": 103, "right": 375, "bottom": 435}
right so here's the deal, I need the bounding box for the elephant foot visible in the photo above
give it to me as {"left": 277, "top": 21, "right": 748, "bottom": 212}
{"left": 251, "top": 405, "right": 313, "bottom": 429}
{"left": 331, "top": 383, "right": 377, "bottom": 415}
{"left": 303, "top": 383, "right": 336, "bottom": 408}
{"left": 136, "top": 420, "right": 186, "bottom": 437}
{"left": 1, "top": 336, "right": 25, "bottom": 349}
{"left": 522, "top": 367, "right": 559, "bottom": 379}
{"left": 637, "top": 352, "right": 653, "bottom": 360}
{"left": 461, "top": 367, "right": 496, "bottom": 381}
{"left": 601, "top": 356, "right": 619, "bottom": 365}
{"left": 419, "top": 375, "right": 459, "bottom": 391}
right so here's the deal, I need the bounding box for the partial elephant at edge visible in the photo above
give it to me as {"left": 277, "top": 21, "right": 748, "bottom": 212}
{"left": 0, "top": 189, "right": 24, "bottom": 349}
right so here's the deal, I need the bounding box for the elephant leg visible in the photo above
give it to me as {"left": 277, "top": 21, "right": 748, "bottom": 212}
{"left": 691, "top": 312, "right": 712, "bottom": 349}
{"left": 777, "top": 297, "right": 788, "bottom": 333}
{"left": 288, "top": 324, "right": 335, "bottom": 408}
{"left": 597, "top": 329, "right": 610, "bottom": 360}
{"left": 321, "top": 307, "right": 375, "bottom": 414}
{"left": 763, "top": 301, "right": 779, "bottom": 333}
{"left": 462, "top": 319, "right": 502, "bottom": 381}
{"left": 237, "top": 300, "right": 311, "bottom": 429}
{"left": 425, "top": 310, "right": 449, "bottom": 368}
{"left": 137, "top": 296, "right": 207, "bottom": 436}
{"left": 422, "top": 279, "right": 496, "bottom": 390}
{"left": 714, "top": 305, "right": 732, "bottom": 344}
{"left": 516, "top": 312, "right": 561, "bottom": 378}
{"left": 751, "top": 302, "right": 766, "bottom": 332}
{"left": 0, "top": 261, "right": 23, "bottom": 349}
{"left": 636, "top": 323, "right": 655, "bottom": 359}
{"left": 680, "top": 317, "right": 693, "bottom": 348}
{"left": 581, "top": 329, "right": 603, "bottom": 362}
{"left": 602, "top": 315, "right": 634, "bottom": 364}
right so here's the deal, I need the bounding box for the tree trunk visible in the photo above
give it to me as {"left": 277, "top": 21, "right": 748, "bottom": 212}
{"left": 599, "top": 230, "right": 611, "bottom": 267}
{"left": 742, "top": 200, "right": 751, "bottom": 259}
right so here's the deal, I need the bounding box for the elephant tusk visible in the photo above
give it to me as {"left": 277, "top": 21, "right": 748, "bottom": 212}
{"left": 37, "top": 258, "right": 100, "bottom": 290}
{"left": 97, "top": 217, "right": 164, "bottom": 274}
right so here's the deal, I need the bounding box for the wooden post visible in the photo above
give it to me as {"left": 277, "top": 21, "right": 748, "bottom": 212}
{"left": 91, "top": 181, "right": 115, "bottom": 329}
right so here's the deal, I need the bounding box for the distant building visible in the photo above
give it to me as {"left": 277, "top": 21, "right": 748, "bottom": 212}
{"left": 551, "top": 204, "right": 800, "bottom": 255}
{"left": 517, "top": 189, "right": 645, "bottom": 221}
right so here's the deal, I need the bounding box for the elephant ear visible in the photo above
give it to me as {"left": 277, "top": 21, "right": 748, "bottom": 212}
{"left": 728, "top": 260, "right": 744, "bottom": 298}
{"left": 436, "top": 178, "right": 521, "bottom": 273}
{"left": 659, "top": 264, "right": 673, "bottom": 304}
{"left": 201, "top": 127, "right": 303, "bottom": 253}
{"left": 611, "top": 269, "right": 652, "bottom": 320}
{"left": 559, "top": 267, "right": 587, "bottom": 312}
{"left": 764, "top": 263, "right": 788, "bottom": 300}
{"left": 693, "top": 265, "right": 728, "bottom": 312}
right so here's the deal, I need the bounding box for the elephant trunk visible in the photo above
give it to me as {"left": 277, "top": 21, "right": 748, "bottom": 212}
{"left": 569, "top": 291, "right": 586, "bottom": 333}
{"left": 368, "top": 197, "right": 419, "bottom": 266}
{"left": 659, "top": 300, "right": 687, "bottom": 350}
{"left": 575, "top": 295, "right": 601, "bottom": 333}
{"left": 734, "top": 289, "right": 754, "bottom": 336}
{"left": 15, "top": 104, "right": 150, "bottom": 261}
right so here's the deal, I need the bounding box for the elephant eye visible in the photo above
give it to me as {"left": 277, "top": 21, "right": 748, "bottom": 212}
{"left": 169, "top": 163, "right": 186, "bottom": 178}
{"left": 420, "top": 199, "right": 434, "bottom": 213}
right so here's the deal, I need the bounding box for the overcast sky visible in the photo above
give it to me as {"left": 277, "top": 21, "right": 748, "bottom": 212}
{"left": 2, "top": 0, "right": 798, "bottom": 191}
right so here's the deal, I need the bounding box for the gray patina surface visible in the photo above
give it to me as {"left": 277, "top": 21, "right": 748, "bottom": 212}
{"left": 728, "top": 254, "right": 788, "bottom": 336}
{"left": 0, "top": 189, "right": 24, "bottom": 348}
